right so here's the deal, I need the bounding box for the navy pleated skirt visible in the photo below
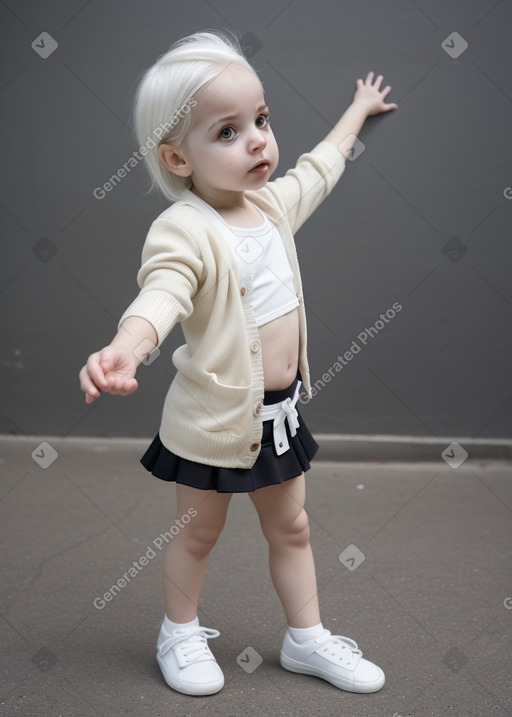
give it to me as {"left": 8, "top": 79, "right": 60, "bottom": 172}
{"left": 140, "top": 379, "right": 318, "bottom": 493}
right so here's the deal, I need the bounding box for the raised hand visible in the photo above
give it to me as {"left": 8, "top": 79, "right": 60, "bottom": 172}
{"left": 353, "top": 71, "right": 398, "bottom": 116}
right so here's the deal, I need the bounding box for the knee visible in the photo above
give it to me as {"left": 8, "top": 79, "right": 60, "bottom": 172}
{"left": 181, "top": 521, "right": 224, "bottom": 559}
{"left": 264, "top": 508, "right": 311, "bottom": 548}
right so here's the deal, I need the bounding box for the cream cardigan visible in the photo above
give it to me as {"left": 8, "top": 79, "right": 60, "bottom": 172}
{"left": 119, "top": 140, "right": 346, "bottom": 468}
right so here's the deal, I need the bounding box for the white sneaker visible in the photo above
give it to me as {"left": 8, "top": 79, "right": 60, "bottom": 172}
{"left": 280, "top": 628, "right": 385, "bottom": 693}
{"left": 156, "top": 621, "right": 224, "bottom": 696}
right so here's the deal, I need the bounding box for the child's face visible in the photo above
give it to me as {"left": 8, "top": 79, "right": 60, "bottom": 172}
{"left": 178, "top": 64, "right": 279, "bottom": 203}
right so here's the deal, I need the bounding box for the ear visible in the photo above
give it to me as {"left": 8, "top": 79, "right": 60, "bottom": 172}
{"left": 158, "top": 144, "right": 192, "bottom": 177}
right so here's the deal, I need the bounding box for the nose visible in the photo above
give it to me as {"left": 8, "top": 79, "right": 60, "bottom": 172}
{"left": 247, "top": 125, "right": 267, "bottom": 152}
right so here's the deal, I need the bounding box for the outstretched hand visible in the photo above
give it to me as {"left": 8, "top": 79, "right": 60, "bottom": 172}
{"left": 79, "top": 344, "right": 139, "bottom": 404}
{"left": 353, "top": 71, "right": 397, "bottom": 116}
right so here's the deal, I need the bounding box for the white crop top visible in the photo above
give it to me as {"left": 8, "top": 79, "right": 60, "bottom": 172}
{"left": 222, "top": 211, "right": 299, "bottom": 327}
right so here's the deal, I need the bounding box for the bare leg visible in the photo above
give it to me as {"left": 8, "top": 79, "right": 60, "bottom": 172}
{"left": 249, "top": 474, "right": 321, "bottom": 628}
{"left": 162, "top": 484, "right": 232, "bottom": 623}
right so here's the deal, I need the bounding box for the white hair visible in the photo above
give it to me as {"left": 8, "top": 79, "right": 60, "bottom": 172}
{"left": 132, "top": 30, "right": 257, "bottom": 202}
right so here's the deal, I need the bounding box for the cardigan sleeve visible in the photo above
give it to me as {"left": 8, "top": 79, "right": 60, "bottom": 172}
{"left": 252, "top": 141, "right": 346, "bottom": 235}
{"left": 118, "top": 216, "right": 204, "bottom": 347}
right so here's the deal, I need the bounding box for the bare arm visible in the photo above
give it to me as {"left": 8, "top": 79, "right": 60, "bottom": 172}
{"left": 79, "top": 316, "right": 158, "bottom": 404}
{"left": 111, "top": 315, "right": 158, "bottom": 356}
{"left": 324, "top": 72, "right": 397, "bottom": 160}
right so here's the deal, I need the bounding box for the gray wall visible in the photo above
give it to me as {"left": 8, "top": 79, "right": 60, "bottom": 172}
{"left": 1, "top": 0, "right": 511, "bottom": 440}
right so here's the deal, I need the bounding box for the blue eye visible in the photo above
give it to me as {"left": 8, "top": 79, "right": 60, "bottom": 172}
{"left": 219, "top": 126, "right": 235, "bottom": 140}
{"left": 256, "top": 114, "right": 270, "bottom": 127}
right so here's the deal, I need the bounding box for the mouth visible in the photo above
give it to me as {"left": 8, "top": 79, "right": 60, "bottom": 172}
{"left": 250, "top": 160, "right": 270, "bottom": 172}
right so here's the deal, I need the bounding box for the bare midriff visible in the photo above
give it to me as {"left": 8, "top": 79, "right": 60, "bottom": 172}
{"left": 259, "top": 307, "right": 299, "bottom": 391}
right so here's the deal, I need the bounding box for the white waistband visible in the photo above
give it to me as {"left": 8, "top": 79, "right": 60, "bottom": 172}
{"left": 260, "top": 381, "right": 301, "bottom": 456}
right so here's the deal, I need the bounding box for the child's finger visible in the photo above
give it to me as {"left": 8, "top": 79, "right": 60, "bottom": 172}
{"left": 99, "top": 361, "right": 117, "bottom": 387}
{"left": 99, "top": 357, "right": 114, "bottom": 377}
{"left": 120, "top": 377, "right": 139, "bottom": 396}
{"left": 86, "top": 354, "right": 110, "bottom": 390}
{"left": 79, "top": 366, "right": 101, "bottom": 401}
{"left": 373, "top": 74, "right": 383, "bottom": 90}
{"left": 107, "top": 376, "right": 138, "bottom": 397}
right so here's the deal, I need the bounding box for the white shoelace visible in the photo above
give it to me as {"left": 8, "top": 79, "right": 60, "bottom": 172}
{"left": 159, "top": 627, "right": 220, "bottom": 666}
{"left": 313, "top": 633, "right": 363, "bottom": 666}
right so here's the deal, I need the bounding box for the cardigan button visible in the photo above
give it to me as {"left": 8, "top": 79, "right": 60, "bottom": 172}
{"left": 253, "top": 400, "right": 263, "bottom": 416}
{"left": 250, "top": 442, "right": 260, "bottom": 452}
{"left": 240, "top": 286, "right": 246, "bottom": 297}
{"left": 250, "top": 340, "right": 260, "bottom": 353}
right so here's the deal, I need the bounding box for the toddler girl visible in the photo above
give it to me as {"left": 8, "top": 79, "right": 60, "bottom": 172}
{"left": 79, "top": 30, "right": 397, "bottom": 697}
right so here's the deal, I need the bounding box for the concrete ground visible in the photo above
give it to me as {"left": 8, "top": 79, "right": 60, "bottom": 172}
{"left": 1, "top": 436, "right": 511, "bottom": 717}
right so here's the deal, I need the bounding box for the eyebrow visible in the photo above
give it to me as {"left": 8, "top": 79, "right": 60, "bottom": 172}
{"left": 208, "top": 104, "right": 269, "bottom": 132}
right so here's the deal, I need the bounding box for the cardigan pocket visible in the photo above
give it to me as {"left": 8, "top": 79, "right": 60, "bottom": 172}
{"left": 199, "top": 373, "right": 251, "bottom": 435}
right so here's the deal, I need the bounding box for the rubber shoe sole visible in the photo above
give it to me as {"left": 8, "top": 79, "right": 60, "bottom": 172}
{"left": 157, "top": 653, "right": 224, "bottom": 696}
{"left": 280, "top": 650, "right": 385, "bottom": 693}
